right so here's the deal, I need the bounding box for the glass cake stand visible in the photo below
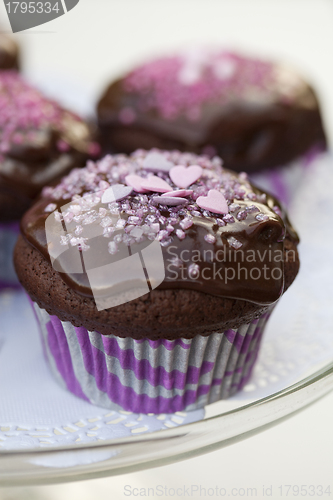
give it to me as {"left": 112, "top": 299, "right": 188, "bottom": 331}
{"left": 0, "top": 362, "right": 333, "bottom": 486}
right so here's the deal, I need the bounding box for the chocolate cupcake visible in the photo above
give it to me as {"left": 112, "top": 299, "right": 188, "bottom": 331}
{"left": 97, "top": 49, "right": 327, "bottom": 204}
{"left": 0, "top": 71, "right": 99, "bottom": 287}
{"left": 0, "top": 34, "right": 20, "bottom": 70}
{"left": 14, "top": 149, "right": 299, "bottom": 413}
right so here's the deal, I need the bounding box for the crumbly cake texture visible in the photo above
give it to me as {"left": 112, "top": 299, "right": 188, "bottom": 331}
{"left": 97, "top": 49, "right": 326, "bottom": 172}
{"left": 15, "top": 149, "right": 299, "bottom": 340}
{"left": 0, "top": 71, "right": 99, "bottom": 222}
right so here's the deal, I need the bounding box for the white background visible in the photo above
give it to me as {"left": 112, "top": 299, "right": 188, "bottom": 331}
{"left": 1, "top": 1, "right": 333, "bottom": 499}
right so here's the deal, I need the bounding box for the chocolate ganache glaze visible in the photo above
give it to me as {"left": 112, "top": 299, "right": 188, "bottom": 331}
{"left": 21, "top": 149, "right": 299, "bottom": 307}
{"left": 0, "top": 72, "right": 99, "bottom": 222}
{"left": 97, "top": 50, "right": 326, "bottom": 172}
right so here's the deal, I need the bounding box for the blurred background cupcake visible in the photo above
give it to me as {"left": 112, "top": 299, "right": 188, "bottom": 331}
{"left": 97, "top": 48, "right": 327, "bottom": 206}
{"left": 0, "top": 33, "right": 19, "bottom": 70}
{"left": 0, "top": 71, "right": 99, "bottom": 288}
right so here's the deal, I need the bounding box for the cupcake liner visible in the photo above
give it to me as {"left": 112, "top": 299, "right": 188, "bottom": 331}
{"left": 0, "top": 222, "right": 20, "bottom": 289}
{"left": 251, "top": 145, "right": 323, "bottom": 206}
{"left": 32, "top": 302, "right": 274, "bottom": 413}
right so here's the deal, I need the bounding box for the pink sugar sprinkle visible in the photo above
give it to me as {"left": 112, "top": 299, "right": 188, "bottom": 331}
{"left": 0, "top": 71, "right": 96, "bottom": 156}
{"left": 180, "top": 217, "right": 193, "bottom": 230}
{"left": 41, "top": 149, "right": 273, "bottom": 258}
{"left": 204, "top": 234, "right": 216, "bottom": 244}
{"left": 256, "top": 213, "right": 269, "bottom": 222}
{"left": 176, "top": 229, "right": 186, "bottom": 240}
{"left": 228, "top": 236, "right": 242, "bottom": 249}
{"left": 123, "top": 51, "right": 274, "bottom": 120}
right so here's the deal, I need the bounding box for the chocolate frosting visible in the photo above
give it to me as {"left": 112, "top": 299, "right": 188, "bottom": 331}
{"left": 0, "top": 34, "right": 19, "bottom": 70}
{"left": 20, "top": 149, "right": 299, "bottom": 307}
{"left": 0, "top": 72, "right": 99, "bottom": 222}
{"left": 97, "top": 50, "right": 327, "bottom": 172}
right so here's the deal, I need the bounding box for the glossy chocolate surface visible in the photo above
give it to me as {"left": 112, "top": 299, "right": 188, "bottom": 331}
{"left": 21, "top": 150, "right": 299, "bottom": 306}
{"left": 97, "top": 51, "right": 327, "bottom": 172}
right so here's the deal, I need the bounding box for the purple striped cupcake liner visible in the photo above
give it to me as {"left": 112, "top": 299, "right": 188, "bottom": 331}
{"left": 32, "top": 303, "right": 274, "bottom": 414}
{"left": 0, "top": 222, "right": 20, "bottom": 290}
{"left": 251, "top": 145, "right": 324, "bottom": 207}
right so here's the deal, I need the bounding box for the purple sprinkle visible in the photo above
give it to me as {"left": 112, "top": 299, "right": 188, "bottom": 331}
{"left": 223, "top": 214, "right": 235, "bottom": 224}
{"left": 236, "top": 210, "right": 247, "bottom": 221}
{"left": 245, "top": 204, "right": 260, "bottom": 214}
{"left": 100, "top": 216, "right": 113, "bottom": 228}
{"left": 180, "top": 217, "right": 193, "bottom": 230}
{"left": 216, "top": 218, "right": 226, "bottom": 227}
{"left": 160, "top": 237, "right": 173, "bottom": 247}
{"left": 153, "top": 196, "right": 188, "bottom": 206}
{"left": 228, "top": 236, "right": 242, "bottom": 249}
{"left": 158, "top": 230, "right": 169, "bottom": 241}
{"left": 176, "top": 229, "right": 186, "bottom": 240}
{"left": 130, "top": 227, "right": 144, "bottom": 239}
{"left": 204, "top": 234, "right": 216, "bottom": 244}
{"left": 115, "top": 219, "right": 126, "bottom": 229}
{"left": 146, "top": 215, "right": 157, "bottom": 223}
{"left": 127, "top": 216, "right": 141, "bottom": 225}
{"left": 54, "top": 211, "right": 63, "bottom": 222}
{"left": 44, "top": 203, "right": 57, "bottom": 213}
{"left": 229, "top": 203, "right": 241, "bottom": 212}
{"left": 256, "top": 213, "right": 269, "bottom": 222}
{"left": 150, "top": 223, "right": 160, "bottom": 233}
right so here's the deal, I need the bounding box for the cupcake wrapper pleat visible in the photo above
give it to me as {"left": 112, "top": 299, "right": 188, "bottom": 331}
{"left": 33, "top": 303, "right": 273, "bottom": 413}
{"left": 0, "top": 222, "right": 20, "bottom": 288}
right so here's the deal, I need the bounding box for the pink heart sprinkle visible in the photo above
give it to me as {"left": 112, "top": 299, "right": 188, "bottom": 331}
{"left": 196, "top": 190, "right": 228, "bottom": 214}
{"left": 141, "top": 176, "right": 172, "bottom": 193}
{"left": 162, "top": 189, "right": 193, "bottom": 198}
{"left": 169, "top": 165, "right": 203, "bottom": 189}
{"left": 125, "top": 174, "right": 149, "bottom": 193}
{"left": 153, "top": 196, "right": 188, "bottom": 206}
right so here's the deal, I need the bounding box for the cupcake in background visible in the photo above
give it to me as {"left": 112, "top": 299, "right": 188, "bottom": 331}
{"left": 0, "top": 71, "right": 99, "bottom": 288}
{"left": 0, "top": 33, "right": 20, "bottom": 70}
{"left": 14, "top": 149, "right": 299, "bottom": 413}
{"left": 97, "top": 48, "right": 327, "bottom": 205}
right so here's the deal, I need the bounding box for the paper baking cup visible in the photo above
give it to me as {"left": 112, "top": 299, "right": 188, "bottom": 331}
{"left": 32, "top": 303, "right": 274, "bottom": 413}
{"left": 251, "top": 145, "right": 323, "bottom": 206}
{"left": 0, "top": 222, "right": 20, "bottom": 289}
